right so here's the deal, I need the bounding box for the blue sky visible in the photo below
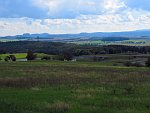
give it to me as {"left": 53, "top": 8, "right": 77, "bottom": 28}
{"left": 0, "top": 0, "right": 150, "bottom": 36}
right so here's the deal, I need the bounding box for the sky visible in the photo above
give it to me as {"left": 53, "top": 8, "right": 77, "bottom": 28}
{"left": 0, "top": 0, "right": 150, "bottom": 36}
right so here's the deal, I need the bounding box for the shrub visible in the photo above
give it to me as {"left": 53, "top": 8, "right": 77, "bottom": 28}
{"left": 4, "top": 56, "right": 10, "bottom": 62}
{"left": 9, "top": 55, "right": 16, "bottom": 61}
{"left": 113, "top": 63, "right": 118, "bottom": 66}
{"left": 124, "top": 61, "right": 144, "bottom": 67}
{"left": 124, "top": 61, "right": 132, "bottom": 67}
{"left": 58, "top": 55, "right": 65, "bottom": 61}
{"left": 146, "top": 57, "right": 150, "bottom": 67}
{"left": 133, "top": 62, "right": 145, "bottom": 67}
{"left": 93, "top": 56, "right": 100, "bottom": 62}
{"left": 63, "top": 51, "right": 73, "bottom": 61}
{"left": 52, "top": 55, "right": 59, "bottom": 61}
{"left": 57, "top": 51, "right": 73, "bottom": 61}
{"left": 26, "top": 51, "right": 37, "bottom": 61}
{"left": 41, "top": 56, "right": 51, "bottom": 60}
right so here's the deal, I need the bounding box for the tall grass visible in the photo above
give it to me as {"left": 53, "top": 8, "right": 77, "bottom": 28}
{"left": 0, "top": 61, "right": 150, "bottom": 113}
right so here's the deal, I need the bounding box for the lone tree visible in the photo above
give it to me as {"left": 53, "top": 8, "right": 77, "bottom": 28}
{"left": 146, "top": 57, "right": 150, "bottom": 67}
{"left": 63, "top": 52, "right": 73, "bottom": 61}
{"left": 63, "top": 51, "right": 73, "bottom": 61}
{"left": 26, "top": 51, "right": 37, "bottom": 61}
{"left": 57, "top": 51, "right": 73, "bottom": 61}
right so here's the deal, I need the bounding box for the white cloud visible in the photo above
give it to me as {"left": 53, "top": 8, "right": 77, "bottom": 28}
{"left": 1, "top": 0, "right": 150, "bottom": 36}
{"left": 31, "top": 0, "right": 127, "bottom": 17}
{"left": 102, "top": 0, "right": 127, "bottom": 13}
{"left": 1, "top": 8, "right": 150, "bottom": 36}
{"left": 0, "top": 18, "right": 50, "bottom": 36}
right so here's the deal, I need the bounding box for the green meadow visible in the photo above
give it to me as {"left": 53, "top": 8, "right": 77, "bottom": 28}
{"left": 73, "top": 40, "right": 150, "bottom": 46}
{"left": 0, "top": 53, "right": 49, "bottom": 60}
{"left": 0, "top": 61, "right": 150, "bottom": 113}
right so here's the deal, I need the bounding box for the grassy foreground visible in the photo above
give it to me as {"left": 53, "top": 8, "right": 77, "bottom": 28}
{"left": 0, "top": 61, "right": 150, "bottom": 113}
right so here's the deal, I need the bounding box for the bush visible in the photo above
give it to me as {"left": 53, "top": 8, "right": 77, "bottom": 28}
{"left": 124, "top": 61, "right": 144, "bottom": 67}
{"left": 133, "top": 62, "right": 145, "bottom": 67}
{"left": 63, "top": 51, "right": 73, "bottom": 61}
{"left": 4, "top": 55, "right": 16, "bottom": 62}
{"left": 10, "top": 55, "right": 16, "bottom": 61}
{"left": 124, "top": 61, "right": 132, "bottom": 67}
{"left": 146, "top": 57, "right": 150, "bottom": 67}
{"left": 113, "top": 63, "right": 118, "bottom": 66}
{"left": 57, "top": 51, "right": 73, "bottom": 61}
{"left": 4, "top": 56, "right": 10, "bottom": 62}
{"left": 93, "top": 56, "right": 100, "bottom": 62}
{"left": 41, "top": 56, "right": 51, "bottom": 60}
{"left": 57, "top": 55, "right": 65, "bottom": 61}
{"left": 26, "top": 51, "right": 37, "bottom": 61}
{"left": 52, "top": 55, "right": 59, "bottom": 61}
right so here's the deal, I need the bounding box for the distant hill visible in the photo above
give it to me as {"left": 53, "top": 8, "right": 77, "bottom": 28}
{"left": 1, "top": 29, "right": 150, "bottom": 41}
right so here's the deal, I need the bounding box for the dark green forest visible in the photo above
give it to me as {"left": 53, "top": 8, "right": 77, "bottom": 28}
{"left": 0, "top": 41, "right": 150, "bottom": 56}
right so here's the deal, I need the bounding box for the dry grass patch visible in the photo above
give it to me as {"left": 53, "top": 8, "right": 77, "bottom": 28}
{"left": 75, "top": 93, "right": 93, "bottom": 99}
{"left": 46, "top": 101, "right": 71, "bottom": 113}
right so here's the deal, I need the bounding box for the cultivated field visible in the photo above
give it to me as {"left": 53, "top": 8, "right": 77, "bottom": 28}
{"left": 0, "top": 61, "right": 150, "bottom": 113}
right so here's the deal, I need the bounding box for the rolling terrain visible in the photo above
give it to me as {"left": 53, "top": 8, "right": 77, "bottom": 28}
{"left": 1, "top": 30, "right": 150, "bottom": 46}
{"left": 0, "top": 40, "right": 150, "bottom": 113}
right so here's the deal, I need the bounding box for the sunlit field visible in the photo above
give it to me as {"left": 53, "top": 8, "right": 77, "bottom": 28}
{"left": 0, "top": 53, "right": 50, "bottom": 60}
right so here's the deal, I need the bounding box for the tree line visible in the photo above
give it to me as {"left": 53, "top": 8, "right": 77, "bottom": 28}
{"left": 1, "top": 41, "right": 150, "bottom": 55}
{"left": 0, "top": 41, "right": 150, "bottom": 67}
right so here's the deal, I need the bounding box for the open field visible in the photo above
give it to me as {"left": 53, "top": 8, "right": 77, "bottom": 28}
{"left": 1, "top": 38, "right": 150, "bottom": 46}
{"left": 0, "top": 53, "right": 50, "bottom": 60}
{"left": 0, "top": 61, "right": 150, "bottom": 113}
{"left": 76, "top": 54, "right": 150, "bottom": 66}
{"left": 73, "top": 40, "right": 150, "bottom": 46}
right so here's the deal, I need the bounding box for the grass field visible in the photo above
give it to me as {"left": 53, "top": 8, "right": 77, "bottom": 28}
{"left": 0, "top": 53, "right": 50, "bottom": 60}
{"left": 0, "top": 61, "right": 150, "bottom": 113}
{"left": 73, "top": 40, "right": 150, "bottom": 46}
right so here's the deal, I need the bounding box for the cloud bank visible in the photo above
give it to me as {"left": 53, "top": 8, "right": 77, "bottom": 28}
{"left": 0, "top": 0, "right": 150, "bottom": 36}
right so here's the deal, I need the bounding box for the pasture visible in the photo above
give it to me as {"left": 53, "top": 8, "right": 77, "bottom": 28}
{"left": 0, "top": 61, "right": 150, "bottom": 113}
{"left": 0, "top": 53, "right": 50, "bottom": 61}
